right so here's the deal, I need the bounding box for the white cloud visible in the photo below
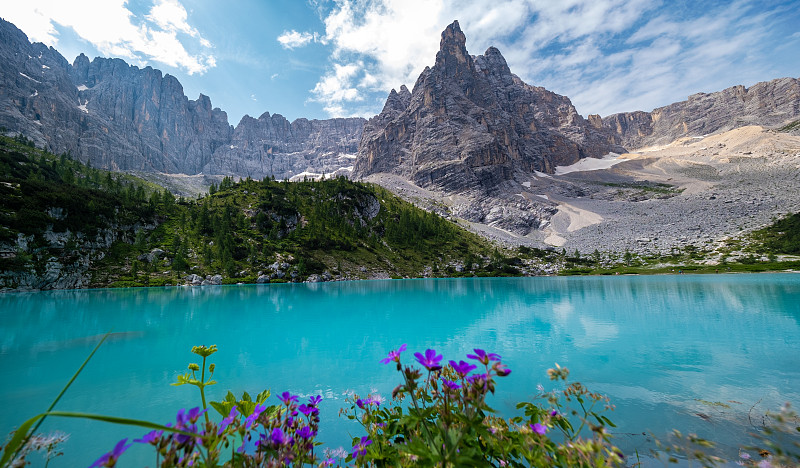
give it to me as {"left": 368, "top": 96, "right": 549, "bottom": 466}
{"left": 277, "top": 30, "right": 317, "bottom": 49}
{"left": 310, "top": 0, "right": 789, "bottom": 118}
{"left": 2, "top": 0, "right": 215, "bottom": 75}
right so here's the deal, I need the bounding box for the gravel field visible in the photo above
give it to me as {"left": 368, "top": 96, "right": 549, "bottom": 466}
{"left": 366, "top": 126, "right": 800, "bottom": 255}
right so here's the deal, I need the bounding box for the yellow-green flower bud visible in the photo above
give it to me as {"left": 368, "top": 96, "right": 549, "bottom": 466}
{"left": 188, "top": 363, "right": 200, "bottom": 371}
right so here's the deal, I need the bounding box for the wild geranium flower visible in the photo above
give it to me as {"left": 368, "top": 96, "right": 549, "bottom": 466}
{"left": 278, "top": 391, "right": 299, "bottom": 405}
{"left": 271, "top": 427, "right": 288, "bottom": 446}
{"left": 442, "top": 378, "right": 461, "bottom": 391}
{"left": 89, "top": 438, "right": 132, "bottom": 467}
{"left": 493, "top": 362, "right": 512, "bottom": 376}
{"left": 297, "top": 426, "right": 315, "bottom": 439}
{"left": 414, "top": 349, "right": 443, "bottom": 371}
{"left": 357, "top": 397, "right": 381, "bottom": 409}
{"left": 134, "top": 430, "right": 162, "bottom": 445}
{"left": 218, "top": 406, "right": 238, "bottom": 435}
{"left": 299, "top": 403, "right": 319, "bottom": 416}
{"left": 308, "top": 395, "right": 323, "bottom": 406}
{"left": 380, "top": 343, "right": 407, "bottom": 364}
{"left": 449, "top": 359, "right": 477, "bottom": 377}
{"left": 245, "top": 403, "right": 267, "bottom": 429}
{"left": 531, "top": 423, "right": 547, "bottom": 435}
{"left": 467, "top": 348, "right": 501, "bottom": 365}
{"left": 550, "top": 409, "right": 559, "bottom": 417}
{"left": 351, "top": 436, "right": 373, "bottom": 458}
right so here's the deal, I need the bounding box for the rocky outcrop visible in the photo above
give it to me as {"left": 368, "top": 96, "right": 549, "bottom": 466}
{"left": 0, "top": 18, "right": 363, "bottom": 178}
{"left": 353, "top": 21, "right": 623, "bottom": 194}
{"left": 0, "top": 18, "right": 234, "bottom": 173}
{"left": 603, "top": 77, "right": 800, "bottom": 149}
{"left": 204, "top": 112, "right": 365, "bottom": 180}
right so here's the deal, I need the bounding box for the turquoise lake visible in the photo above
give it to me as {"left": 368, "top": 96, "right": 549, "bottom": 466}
{"left": 1, "top": 274, "right": 799, "bottom": 467}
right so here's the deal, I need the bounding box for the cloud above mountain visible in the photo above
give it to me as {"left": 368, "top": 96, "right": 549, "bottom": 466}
{"left": 304, "top": 0, "right": 800, "bottom": 118}
{"left": 3, "top": 0, "right": 215, "bottom": 74}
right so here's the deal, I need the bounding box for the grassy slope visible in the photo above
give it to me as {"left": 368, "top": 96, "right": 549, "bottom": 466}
{"left": 0, "top": 135, "right": 525, "bottom": 288}
{"left": 2, "top": 134, "right": 797, "bottom": 289}
{"left": 96, "top": 176, "right": 508, "bottom": 287}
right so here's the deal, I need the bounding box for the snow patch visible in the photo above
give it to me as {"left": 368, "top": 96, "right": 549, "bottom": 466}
{"left": 30, "top": 90, "right": 38, "bottom": 98}
{"left": 338, "top": 153, "right": 357, "bottom": 160}
{"left": 534, "top": 171, "right": 551, "bottom": 178}
{"left": 41, "top": 64, "right": 49, "bottom": 69}
{"left": 522, "top": 181, "right": 531, "bottom": 188}
{"left": 78, "top": 99, "right": 89, "bottom": 114}
{"left": 536, "top": 194, "right": 549, "bottom": 200}
{"left": 554, "top": 153, "right": 623, "bottom": 175}
{"left": 288, "top": 166, "right": 353, "bottom": 182}
{"left": 19, "top": 72, "right": 41, "bottom": 83}
{"left": 77, "top": 84, "right": 89, "bottom": 91}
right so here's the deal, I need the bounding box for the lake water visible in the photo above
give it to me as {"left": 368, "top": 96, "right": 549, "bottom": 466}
{"left": 1, "top": 274, "right": 799, "bottom": 467}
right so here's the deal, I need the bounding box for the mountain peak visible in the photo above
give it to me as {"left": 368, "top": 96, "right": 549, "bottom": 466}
{"left": 436, "top": 20, "right": 469, "bottom": 69}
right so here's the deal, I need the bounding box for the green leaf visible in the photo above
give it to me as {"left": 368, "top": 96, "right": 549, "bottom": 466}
{"left": 209, "top": 401, "right": 229, "bottom": 418}
{"left": 255, "top": 389, "right": 270, "bottom": 404}
{"left": 242, "top": 391, "right": 252, "bottom": 402}
{"left": 600, "top": 415, "right": 617, "bottom": 428}
{"left": 0, "top": 413, "right": 44, "bottom": 468}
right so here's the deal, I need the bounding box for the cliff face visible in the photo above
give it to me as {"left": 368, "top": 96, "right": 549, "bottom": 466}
{"left": 0, "top": 18, "right": 363, "bottom": 178}
{"left": 205, "top": 112, "right": 365, "bottom": 181}
{"left": 603, "top": 77, "right": 800, "bottom": 149}
{"left": 353, "top": 21, "right": 623, "bottom": 193}
{"left": 0, "top": 18, "right": 233, "bottom": 173}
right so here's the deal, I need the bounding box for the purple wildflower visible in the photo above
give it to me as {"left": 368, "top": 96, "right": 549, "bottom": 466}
{"left": 218, "top": 406, "right": 238, "bottom": 435}
{"left": 466, "top": 373, "right": 488, "bottom": 385}
{"left": 494, "top": 363, "right": 512, "bottom": 376}
{"left": 89, "top": 438, "right": 132, "bottom": 467}
{"left": 321, "top": 458, "right": 335, "bottom": 467}
{"left": 175, "top": 407, "right": 205, "bottom": 428}
{"left": 308, "top": 395, "right": 323, "bottom": 406}
{"left": 297, "top": 426, "right": 315, "bottom": 439}
{"left": 442, "top": 378, "right": 462, "bottom": 391}
{"left": 134, "top": 430, "right": 162, "bottom": 445}
{"left": 356, "top": 397, "right": 381, "bottom": 409}
{"left": 299, "top": 403, "right": 319, "bottom": 416}
{"left": 351, "top": 436, "right": 373, "bottom": 458}
{"left": 530, "top": 423, "right": 547, "bottom": 435}
{"left": 467, "top": 349, "right": 501, "bottom": 365}
{"left": 271, "top": 427, "right": 288, "bottom": 446}
{"left": 550, "top": 409, "right": 559, "bottom": 417}
{"left": 414, "top": 349, "right": 443, "bottom": 371}
{"left": 380, "top": 343, "right": 407, "bottom": 364}
{"left": 449, "top": 360, "right": 478, "bottom": 377}
{"left": 245, "top": 403, "right": 267, "bottom": 429}
{"left": 278, "top": 391, "right": 299, "bottom": 406}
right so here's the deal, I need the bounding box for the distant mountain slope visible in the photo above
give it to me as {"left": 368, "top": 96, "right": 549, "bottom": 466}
{"left": 205, "top": 112, "right": 364, "bottom": 181}
{"left": 353, "top": 21, "right": 623, "bottom": 194}
{"left": 0, "top": 18, "right": 363, "bottom": 178}
{"left": 602, "top": 77, "right": 800, "bottom": 149}
{"left": 0, "top": 135, "right": 528, "bottom": 291}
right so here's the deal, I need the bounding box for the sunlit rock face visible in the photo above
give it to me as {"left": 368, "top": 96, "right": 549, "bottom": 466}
{"left": 354, "top": 20, "right": 623, "bottom": 194}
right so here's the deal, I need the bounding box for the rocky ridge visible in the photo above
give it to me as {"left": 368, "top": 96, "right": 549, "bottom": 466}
{"left": 353, "top": 21, "right": 623, "bottom": 234}
{"left": 0, "top": 18, "right": 362, "bottom": 178}
{"left": 354, "top": 21, "right": 622, "bottom": 188}
{"left": 603, "top": 77, "right": 800, "bottom": 150}
{"left": 205, "top": 112, "right": 364, "bottom": 181}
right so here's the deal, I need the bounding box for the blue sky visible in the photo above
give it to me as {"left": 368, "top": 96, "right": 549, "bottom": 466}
{"left": 4, "top": 0, "right": 799, "bottom": 125}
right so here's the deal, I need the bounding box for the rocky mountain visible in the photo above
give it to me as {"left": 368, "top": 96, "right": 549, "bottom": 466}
{"left": 353, "top": 21, "right": 623, "bottom": 193}
{"left": 204, "top": 112, "right": 364, "bottom": 181}
{"left": 0, "top": 18, "right": 362, "bottom": 178}
{"left": 603, "top": 77, "right": 800, "bottom": 149}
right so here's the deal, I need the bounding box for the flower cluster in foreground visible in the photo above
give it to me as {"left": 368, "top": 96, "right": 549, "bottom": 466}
{"left": 7, "top": 343, "right": 797, "bottom": 468}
